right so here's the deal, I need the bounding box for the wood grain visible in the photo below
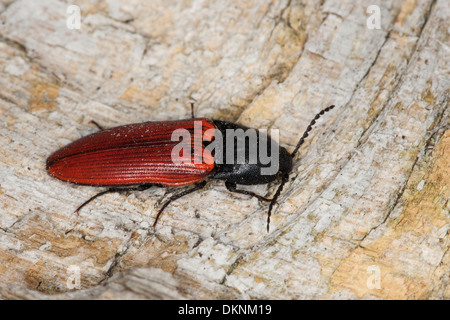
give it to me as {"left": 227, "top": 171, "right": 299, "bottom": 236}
{"left": 0, "top": 0, "right": 448, "bottom": 299}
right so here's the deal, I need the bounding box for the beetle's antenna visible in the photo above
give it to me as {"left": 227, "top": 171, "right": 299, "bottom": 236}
{"left": 290, "top": 105, "right": 335, "bottom": 158}
{"left": 266, "top": 104, "right": 335, "bottom": 232}
{"left": 267, "top": 174, "right": 288, "bottom": 232}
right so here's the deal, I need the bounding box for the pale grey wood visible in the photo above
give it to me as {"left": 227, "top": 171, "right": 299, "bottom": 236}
{"left": 0, "top": 0, "right": 448, "bottom": 299}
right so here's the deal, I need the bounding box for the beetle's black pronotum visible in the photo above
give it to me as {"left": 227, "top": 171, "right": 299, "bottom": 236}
{"left": 47, "top": 104, "right": 335, "bottom": 231}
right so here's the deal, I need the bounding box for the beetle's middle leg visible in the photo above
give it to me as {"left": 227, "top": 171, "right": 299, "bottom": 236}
{"left": 225, "top": 181, "right": 272, "bottom": 202}
{"left": 153, "top": 181, "right": 207, "bottom": 228}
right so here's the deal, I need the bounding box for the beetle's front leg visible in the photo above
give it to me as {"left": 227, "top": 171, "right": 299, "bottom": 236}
{"left": 225, "top": 181, "right": 272, "bottom": 202}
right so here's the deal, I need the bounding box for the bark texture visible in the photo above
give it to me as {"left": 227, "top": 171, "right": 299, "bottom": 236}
{"left": 0, "top": 0, "right": 448, "bottom": 299}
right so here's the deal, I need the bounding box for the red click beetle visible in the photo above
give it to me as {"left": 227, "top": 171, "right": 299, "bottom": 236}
{"left": 47, "top": 104, "right": 335, "bottom": 231}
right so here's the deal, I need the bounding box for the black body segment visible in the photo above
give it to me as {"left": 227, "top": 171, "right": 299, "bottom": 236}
{"left": 211, "top": 120, "right": 293, "bottom": 185}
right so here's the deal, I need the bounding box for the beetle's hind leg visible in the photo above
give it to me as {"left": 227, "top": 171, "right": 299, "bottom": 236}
{"left": 75, "top": 184, "right": 153, "bottom": 214}
{"left": 153, "top": 181, "right": 207, "bottom": 228}
{"left": 225, "top": 181, "right": 272, "bottom": 202}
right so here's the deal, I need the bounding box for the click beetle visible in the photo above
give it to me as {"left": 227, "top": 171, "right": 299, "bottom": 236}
{"left": 47, "top": 104, "right": 335, "bottom": 231}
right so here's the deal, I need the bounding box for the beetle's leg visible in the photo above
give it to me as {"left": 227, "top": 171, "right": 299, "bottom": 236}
{"left": 225, "top": 181, "right": 272, "bottom": 202}
{"left": 190, "top": 102, "right": 195, "bottom": 118}
{"left": 153, "top": 181, "right": 207, "bottom": 228}
{"left": 89, "top": 120, "right": 106, "bottom": 131}
{"left": 75, "top": 184, "right": 153, "bottom": 213}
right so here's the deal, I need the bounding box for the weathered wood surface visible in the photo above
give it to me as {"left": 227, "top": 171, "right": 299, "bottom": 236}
{"left": 0, "top": 0, "right": 448, "bottom": 299}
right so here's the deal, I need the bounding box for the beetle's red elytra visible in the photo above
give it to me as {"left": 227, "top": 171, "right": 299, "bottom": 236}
{"left": 47, "top": 119, "right": 216, "bottom": 186}
{"left": 47, "top": 104, "right": 335, "bottom": 231}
